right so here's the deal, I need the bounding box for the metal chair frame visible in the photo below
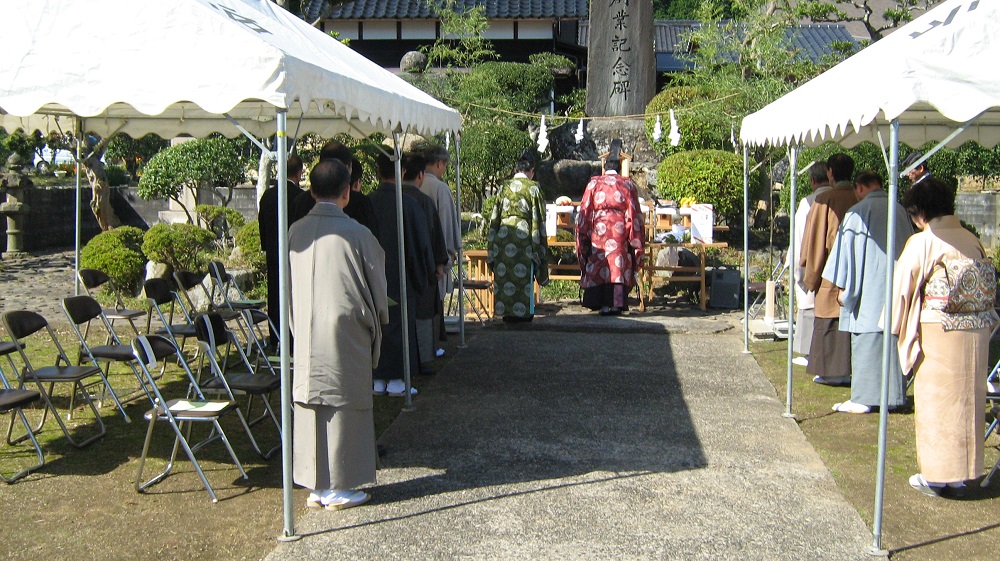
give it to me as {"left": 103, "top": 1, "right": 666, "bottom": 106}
{"left": 77, "top": 268, "right": 146, "bottom": 337}
{"left": 194, "top": 313, "right": 281, "bottom": 459}
{"left": 0, "top": 341, "right": 44, "bottom": 483}
{"left": 63, "top": 295, "right": 149, "bottom": 414}
{"left": 1, "top": 311, "right": 111, "bottom": 448}
{"left": 131, "top": 334, "right": 247, "bottom": 502}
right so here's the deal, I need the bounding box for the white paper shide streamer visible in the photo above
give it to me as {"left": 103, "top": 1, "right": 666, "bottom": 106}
{"left": 668, "top": 109, "right": 681, "bottom": 147}
{"left": 652, "top": 114, "right": 663, "bottom": 142}
{"left": 575, "top": 118, "right": 585, "bottom": 143}
{"left": 537, "top": 114, "right": 549, "bottom": 153}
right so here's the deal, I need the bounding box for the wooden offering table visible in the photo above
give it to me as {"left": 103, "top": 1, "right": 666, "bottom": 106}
{"left": 640, "top": 242, "right": 728, "bottom": 311}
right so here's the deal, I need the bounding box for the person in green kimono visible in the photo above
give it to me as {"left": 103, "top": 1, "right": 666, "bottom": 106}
{"left": 487, "top": 152, "right": 549, "bottom": 322}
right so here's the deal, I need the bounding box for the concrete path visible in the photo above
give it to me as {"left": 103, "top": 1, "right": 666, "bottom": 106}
{"left": 266, "top": 307, "right": 874, "bottom": 561}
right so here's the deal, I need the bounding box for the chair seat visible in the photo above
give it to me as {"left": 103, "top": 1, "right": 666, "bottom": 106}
{"left": 0, "top": 341, "right": 25, "bottom": 356}
{"left": 144, "top": 399, "right": 239, "bottom": 421}
{"left": 247, "top": 309, "right": 269, "bottom": 323}
{"left": 89, "top": 344, "right": 135, "bottom": 362}
{"left": 229, "top": 300, "right": 265, "bottom": 310}
{"left": 25, "top": 365, "right": 102, "bottom": 382}
{"left": 463, "top": 280, "right": 492, "bottom": 290}
{"left": 203, "top": 374, "right": 280, "bottom": 395}
{"left": 104, "top": 308, "right": 146, "bottom": 320}
{"left": 157, "top": 324, "right": 198, "bottom": 337}
{"left": 0, "top": 388, "right": 41, "bottom": 412}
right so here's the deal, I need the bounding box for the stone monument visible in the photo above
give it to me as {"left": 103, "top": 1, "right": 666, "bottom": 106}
{"left": 585, "top": 0, "right": 656, "bottom": 118}
{"left": 1, "top": 153, "right": 32, "bottom": 259}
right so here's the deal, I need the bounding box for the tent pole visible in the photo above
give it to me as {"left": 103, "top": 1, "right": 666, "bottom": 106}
{"left": 455, "top": 132, "right": 467, "bottom": 347}
{"left": 784, "top": 145, "right": 798, "bottom": 419}
{"left": 394, "top": 133, "right": 414, "bottom": 410}
{"left": 74, "top": 132, "right": 82, "bottom": 296}
{"left": 742, "top": 145, "right": 750, "bottom": 353}
{"left": 869, "top": 119, "right": 899, "bottom": 557}
{"left": 275, "top": 110, "right": 299, "bottom": 543}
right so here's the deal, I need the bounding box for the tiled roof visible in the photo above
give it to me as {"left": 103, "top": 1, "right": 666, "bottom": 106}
{"left": 581, "top": 20, "right": 858, "bottom": 64}
{"left": 326, "top": 0, "right": 590, "bottom": 20}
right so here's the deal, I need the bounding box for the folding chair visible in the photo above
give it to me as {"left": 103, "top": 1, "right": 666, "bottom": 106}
{"left": 2, "top": 311, "right": 111, "bottom": 448}
{"left": 144, "top": 278, "right": 199, "bottom": 354}
{"left": 0, "top": 341, "right": 44, "bottom": 483}
{"left": 194, "top": 313, "right": 281, "bottom": 459}
{"left": 77, "top": 268, "right": 146, "bottom": 337}
{"left": 63, "top": 295, "right": 150, "bottom": 413}
{"left": 174, "top": 270, "right": 261, "bottom": 355}
{"left": 131, "top": 334, "right": 247, "bottom": 502}
{"left": 748, "top": 256, "right": 788, "bottom": 320}
{"left": 207, "top": 261, "right": 265, "bottom": 311}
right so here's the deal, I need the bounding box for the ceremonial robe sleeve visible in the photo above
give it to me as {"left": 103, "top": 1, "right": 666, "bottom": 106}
{"left": 529, "top": 185, "right": 549, "bottom": 286}
{"left": 625, "top": 179, "right": 645, "bottom": 280}
{"left": 891, "top": 235, "right": 931, "bottom": 373}
{"left": 576, "top": 179, "right": 597, "bottom": 275}
{"left": 800, "top": 200, "right": 829, "bottom": 293}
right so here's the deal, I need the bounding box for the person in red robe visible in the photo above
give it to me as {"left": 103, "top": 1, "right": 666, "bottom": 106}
{"left": 576, "top": 145, "right": 645, "bottom": 315}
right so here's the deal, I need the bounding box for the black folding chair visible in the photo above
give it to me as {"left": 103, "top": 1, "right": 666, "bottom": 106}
{"left": 144, "top": 278, "right": 199, "bottom": 355}
{"left": 0, "top": 340, "right": 44, "bottom": 483}
{"left": 207, "top": 261, "right": 265, "bottom": 311}
{"left": 2, "top": 311, "right": 111, "bottom": 448}
{"left": 77, "top": 268, "right": 146, "bottom": 337}
{"left": 63, "top": 295, "right": 149, "bottom": 413}
{"left": 194, "top": 313, "right": 281, "bottom": 459}
{"left": 131, "top": 335, "right": 247, "bottom": 502}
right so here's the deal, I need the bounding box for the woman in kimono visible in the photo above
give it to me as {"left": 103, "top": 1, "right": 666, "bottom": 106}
{"left": 891, "top": 177, "right": 998, "bottom": 498}
{"left": 487, "top": 152, "right": 549, "bottom": 322}
{"left": 576, "top": 147, "right": 645, "bottom": 315}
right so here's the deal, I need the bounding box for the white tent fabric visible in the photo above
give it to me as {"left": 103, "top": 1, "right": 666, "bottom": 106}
{"left": 739, "top": 0, "right": 1000, "bottom": 552}
{"left": 0, "top": 0, "right": 460, "bottom": 137}
{"left": 740, "top": 0, "right": 1000, "bottom": 149}
{"left": 1, "top": 0, "right": 461, "bottom": 539}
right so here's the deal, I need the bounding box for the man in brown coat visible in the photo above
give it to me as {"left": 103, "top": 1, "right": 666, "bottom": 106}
{"left": 289, "top": 159, "right": 389, "bottom": 510}
{"left": 799, "top": 153, "right": 858, "bottom": 386}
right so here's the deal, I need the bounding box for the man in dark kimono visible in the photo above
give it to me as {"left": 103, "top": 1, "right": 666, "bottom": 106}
{"left": 257, "top": 153, "right": 303, "bottom": 349}
{"left": 291, "top": 141, "right": 353, "bottom": 224}
{"left": 343, "top": 156, "right": 379, "bottom": 236}
{"left": 368, "top": 152, "right": 435, "bottom": 396}
{"left": 400, "top": 152, "right": 447, "bottom": 375}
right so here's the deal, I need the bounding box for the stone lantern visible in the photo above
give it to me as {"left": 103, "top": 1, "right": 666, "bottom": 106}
{"left": 0, "top": 153, "right": 32, "bottom": 259}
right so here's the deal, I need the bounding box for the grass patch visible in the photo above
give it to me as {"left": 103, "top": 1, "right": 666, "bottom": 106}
{"left": 751, "top": 340, "right": 1000, "bottom": 559}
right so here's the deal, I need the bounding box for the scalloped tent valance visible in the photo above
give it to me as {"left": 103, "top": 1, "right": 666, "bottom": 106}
{"left": 740, "top": 0, "right": 1000, "bottom": 149}
{"left": 0, "top": 0, "right": 461, "bottom": 138}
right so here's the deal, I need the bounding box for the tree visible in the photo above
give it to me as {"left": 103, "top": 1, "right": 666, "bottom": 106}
{"left": 422, "top": 0, "right": 498, "bottom": 69}
{"left": 106, "top": 133, "right": 169, "bottom": 181}
{"left": 795, "top": 0, "right": 941, "bottom": 41}
{"left": 137, "top": 138, "right": 245, "bottom": 224}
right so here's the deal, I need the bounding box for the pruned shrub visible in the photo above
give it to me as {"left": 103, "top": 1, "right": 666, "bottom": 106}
{"left": 142, "top": 223, "right": 216, "bottom": 272}
{"left": 233, "top": 220, "right": 265, "bottom": 277}
{"left": 657, "top": 149, "right": 748, "bottom": 222}
{"left": 196, "top": 204, "right": 246, "bottom": 248}
{"left": 80, "top": 226, "right": 147, "bottom": 294}
{"left": 645, "top": 86, "right": 728, "bottom": 159}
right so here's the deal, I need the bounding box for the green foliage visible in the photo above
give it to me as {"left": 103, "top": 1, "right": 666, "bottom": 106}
{"left": 233, "top": 220, "right": 266, "bottom": 277}
{"left": 657, "top": 150, "right": 748, "bottom": 221}
{"left": 795, "top": 0, "right": 938, "bottom": 41}
{"left": 137, "top": 138, "right": 245, "bottom": 222}
{"left": 557, "top": 88, "right": 587, "bottom": 118}
{"left": 458, "top": 121, "right": 532, "bottom": 210}
{"left": 646, "top": 86, "right": 728, "bottom": 159}
{"left": 0, "top": 129, "right": 43, "bottom": 164}
{"left": 528, "top": 52, "right": 574, "bottom": 72}
{"left": 106, "top": 133, "right": 168, "bottom": 180}
{"left": 955, "top": 142, "right": 1000, "bottom": 188}
{"left": 779, "top": 142, "right": 887, "bottom": 212}
{"left": 456, "top": 62, "right": 553, "bottom": 125}
{"left": 422, "top": 0, "right": 497, "bottom": 68}
{"left": 80, "top": 226, "right": 147, "bottom": 294}
{"left": 196, "top": 204, "right": 246, "bottom": 247}
{"left": 104, "top": 164, "right": 131, "bottom": 187}
{"left": 142, "top": 222, "right": 216, "bottom": 272}
{"left": 654, "top": 0, "right": 735, "bottom": 19}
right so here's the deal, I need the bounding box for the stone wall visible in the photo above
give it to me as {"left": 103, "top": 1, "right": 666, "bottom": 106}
{"left": 0, "top": 185, "right": 261, "bottom": 253}
{"left": 956, "top": 192, "right": 1000, "bottom": 247}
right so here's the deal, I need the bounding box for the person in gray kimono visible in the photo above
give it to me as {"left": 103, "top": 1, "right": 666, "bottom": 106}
{"left": 289, "top": 159, "right": 389, "bottom": 510}
{"left": 822, "top": 171, "right": 913, "bottom": 413}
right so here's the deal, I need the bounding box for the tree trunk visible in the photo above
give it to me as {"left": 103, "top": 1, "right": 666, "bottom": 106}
{"left": 82, "top": 142, "right": 121, "bottom": 231}
{"left": 256, "top": 145, "right": 273, "bottom": 205}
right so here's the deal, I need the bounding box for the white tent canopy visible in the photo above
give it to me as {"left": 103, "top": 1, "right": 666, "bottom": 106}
{"left": 741, "top": 0, "right": 1000, "bottom": 149}
{"left": 0, "top": 0, "right": 460, "bottom": 137}
{"left": 739, "top": 0, "right": 999, "bottom": 553}
{"left": 1, "top": 0, "right": 461, "bottom": 540}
